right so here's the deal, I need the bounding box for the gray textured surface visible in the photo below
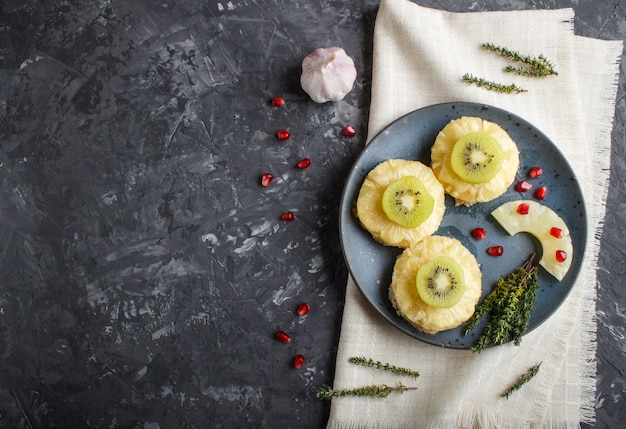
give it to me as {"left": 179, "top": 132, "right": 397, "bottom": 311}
{"left": 0, "top": 0, "right": 623, "bottom": 428}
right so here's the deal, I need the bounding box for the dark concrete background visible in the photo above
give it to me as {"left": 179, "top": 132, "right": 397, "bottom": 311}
{"left": 0, "top": 0, "right": 623, "bottom": 428}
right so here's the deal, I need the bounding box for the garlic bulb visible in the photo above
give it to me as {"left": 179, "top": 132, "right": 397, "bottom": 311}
{"left": 300, "top": 47, "right": 357, "bottom": 103}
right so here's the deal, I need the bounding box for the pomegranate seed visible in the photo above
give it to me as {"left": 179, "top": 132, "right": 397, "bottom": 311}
{"left": 343, "top": 124, "right": 356, "bottom": 137}
{"left": 271, "top": 97, "right": 285, "bottom": 107}
{"left": 296, "top": 302, "right": 311, "bottom": 316}
{"left": 487, "top": 246, "right": 504, "bottom": 257}
{"left": 293, "top": 354, "right": 305, "bottom": 368}
{"left": 277, "top": 129, "right": 290, "bottom": 140}
{"left": 260, "top": 172, "right": 273, "bottom": 187}
{"left": 534, "top": 186, "right": 547, "bottom": 200}
{"left": 555, "top": 250, "right": 568, "bottom": 263}
{"left": 550, "top": 227, "right": 564, "bottom": 239}
{"left": 281, "top": 211, "right": 295, "bottom": 222}
{"left": 471, "top": 227, "right": 487, "bottom": 240}
{"left": 297, "top": 158, "right": 311, "bottom": 169}
{"left": 517, "top": 203, "right": 530, "bottom": 215}
{"left": 515, "top": 180, "right": 532, "bottom": 192}
{"left": 529, "top": 166, "right": 543, "bottom": 179}
{"left": 276, "top": 330, "right": 291, "bottom": 343}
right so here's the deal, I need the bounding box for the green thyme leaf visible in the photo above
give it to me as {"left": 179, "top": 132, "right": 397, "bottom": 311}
{"left": 349, "top": 356, "right": 420, "bottom": 378}
{"left": 482, "top": 43, "right": 558, "bottom": 77}
{"left": 465, "top": 254, "right": 540, "bottom": 352}
{"left": 500, "top": 363, "right": 542, "bottom": 399}
{"left": 315, "top": 383, "right": 417, "bottom": 400}
{"left": 462, "top": 73, "right": 527, "bottom": 94}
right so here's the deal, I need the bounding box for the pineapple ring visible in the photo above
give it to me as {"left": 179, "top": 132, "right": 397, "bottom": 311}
{"left": 355, "top": 159, "right": 445, "bottom": 248}
{"left": 491, "top": 200, "right": 573, "bottom": 281}
{"left": 389, "top": 235, "right": 482, "bottom": 335}
{"left": 431, "top": 116, "right": 519, "bottom": 206}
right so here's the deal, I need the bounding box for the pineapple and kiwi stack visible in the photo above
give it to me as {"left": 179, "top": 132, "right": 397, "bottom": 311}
{"left": 355, "top": 159, "right": 445, "bottom": 248}
{"left": 389, "top": 235, "right": 482, "bottom": 335}
{"left": 431, "top": 116, "right": 519, "bottom": 206}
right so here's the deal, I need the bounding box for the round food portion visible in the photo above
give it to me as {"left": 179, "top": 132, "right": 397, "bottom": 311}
{"left": 431, "top": 116, "right": 519, "bottom": 206}
{"left": 389, "top": 235, "right": 482, "bottom": 335}
{"left": 355, "top": 159, "right": 445, "bottom": 248}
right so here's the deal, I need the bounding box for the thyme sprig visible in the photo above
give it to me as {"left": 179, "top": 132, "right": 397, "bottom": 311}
{"left": 482, "top": 43, "right": 558, "bottom": 77}
{"left": 500, "top": 363, "right": 542, "bottom": 399}
{"left": 349, "top": 356, "right": 420, "bottom": 378}
{"left": 465, "top": 254, "right": 540, "bottom": 352}
{"left": 463, "top": 43, "right": 557, "bottom": 94}
{"left": 462, "top": 73, "right": 527, "bottom": 94}
{"left": 315, "top": 383, "right": 416, "bottom": 400}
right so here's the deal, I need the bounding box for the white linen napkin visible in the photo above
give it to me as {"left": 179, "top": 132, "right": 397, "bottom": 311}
{"left": 327, "top": 1, "right": 623, "bottom": 427}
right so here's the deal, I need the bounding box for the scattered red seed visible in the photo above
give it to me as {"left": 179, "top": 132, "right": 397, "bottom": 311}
{"left": 271, "top": 97, "right": 285, "bottom": 107}
{"left": 342, "top": 124, "right": 356, "bottom": 137}
{"left": 276, "top": 330, "right": 291, "bottom": 343}
{"left": 556, "top": 250, "right": 568, "bottom": 263}
{"left": 529, "top": 166, "right": 543, "bottom": 179}
{"left": 281, "top": 211, "right": 295, "bottom": 222}
{"left": 471, "top": 227, "right": 487, "bottom": 240}
{"left": 550, "top": 227, "right": 564, "bottom": 239}
{"left": 293, "top": 354, "right": 305, "bottom": 368}
{"left": 517, "top": 203, "right": 530, "bottom": 215}
{"left": 260, "top": 172, "right": 274, "bottom": 187}
{"left": 296, "top": 302, "right": 311, "bottom": 317}
{"left": 515, "top": 180, "right": 532, "bottom": 192}
{"left": 534, "top": 186, "right": 547, "bottom": 200}
{"left": 277, "top": 129, "right": 290, "bottom": 140}
{"left": 297, "top": 158, "right": 311, "bottom": 169}
{"left": 487, "top": 245, "right": 504, "bottom": 257}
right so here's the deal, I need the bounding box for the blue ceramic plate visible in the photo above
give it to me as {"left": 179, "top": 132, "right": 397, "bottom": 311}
{"left": 339, "top": 102, "right": 587, "bottom": 349}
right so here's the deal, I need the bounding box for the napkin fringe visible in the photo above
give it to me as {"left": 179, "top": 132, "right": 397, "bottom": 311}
{"left": 327, "top": 420, "right": 457, "bottom": 429}
{"left": 590, "top": 41, "right": 622, "bottom": 236}
{"left": 458, "top": 409, "right": 588, "bottom": 429}
{"left": 328, "top": 415, "right": 587, "bottom": 429}
{"left": 578, "top": 38, "right": 623, "bottom": 424}
{"left": 553, "top": 39, "right": 620, "bottom": 426}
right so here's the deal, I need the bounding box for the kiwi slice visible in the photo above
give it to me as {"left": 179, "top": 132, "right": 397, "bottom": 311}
{"left": 415, "top": 256, "right": 466, "bottom": 308}
{"left": 381, "top": 176, "right": 434, "bottom": 228}
{"left": 450, "top": 132, "right": 504, "bottom": 184}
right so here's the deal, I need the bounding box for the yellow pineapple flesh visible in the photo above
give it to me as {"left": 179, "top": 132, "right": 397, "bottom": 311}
{"left": 389, "top": 235, "right": 482, "bottom": 334}
{"left": 355, "top": 159, "right": 445, "bottom": 248}
{"left": 431, "top": 116, "right": 519, "bottom": 206}
{"left": 491, "top": 200, "right": 573, "bottom": 281}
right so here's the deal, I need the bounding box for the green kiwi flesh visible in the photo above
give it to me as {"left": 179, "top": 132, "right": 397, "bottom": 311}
{"left": 450, "top": 132, "right": 504, "bottom": 184}
{"left": 415, "top": 256, "right": 466, "bottom": 308}
{"left": 381, "top": 176, "right": 434, "bottom": 228}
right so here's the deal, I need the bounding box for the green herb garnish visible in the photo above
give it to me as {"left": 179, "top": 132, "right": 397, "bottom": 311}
{"left": 481, "top": 43, "right": 558, "bottom": 77}
{"left": 465, "top": 254, "right": 540, "bottom": 352}
{"left": 349, "top": 356, "right": 420, "bottom": 378}
{"left": 500, "top": 362, "right": 542, "bottom": 399}
{"left": 462, "top": 73, "right": 527, "bottom": 94}
{"left": 315, "top": 383, "right": 416, "bottom": 400}
{"left": 463, "top": 43, "right": 557, "bottom": 94}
